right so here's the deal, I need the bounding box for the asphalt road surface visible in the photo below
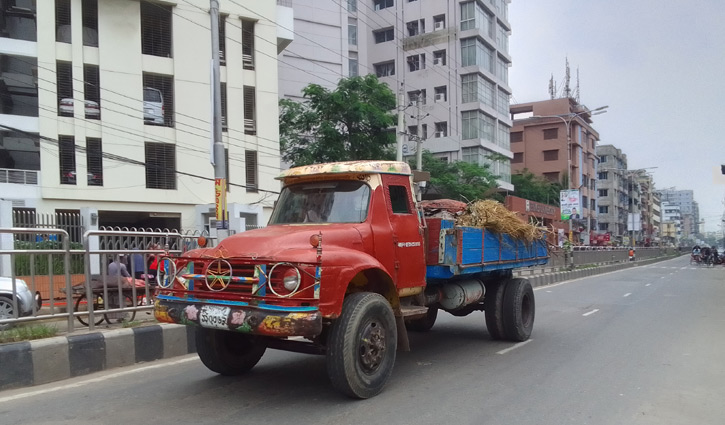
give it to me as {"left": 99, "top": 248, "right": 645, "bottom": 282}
{"left": 2, "top": 256, "right": 724, "bottom": 425}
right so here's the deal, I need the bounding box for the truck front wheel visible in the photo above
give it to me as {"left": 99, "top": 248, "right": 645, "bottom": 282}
{"left": 196, "top": 328, "right": 266, "bottom": 375}
{"left": 501, "top": 278, "right": 535, "bottom": 342}
{"left": 326, "top": 292, "right": 397, "bottom": 399}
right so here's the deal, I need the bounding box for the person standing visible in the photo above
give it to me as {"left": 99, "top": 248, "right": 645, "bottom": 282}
{"left": 108, "top": 255, "right": 131, "bottom": 277}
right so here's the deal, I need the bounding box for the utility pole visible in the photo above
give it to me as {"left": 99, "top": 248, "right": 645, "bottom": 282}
{"left": 210, "top": 0, "right": 227, "bottom": 234}
{"left": 415, "top": 98, "right": 423, "bottom": 172}
{"left": 396, "top": 83, "right": 405, "bottom": 162}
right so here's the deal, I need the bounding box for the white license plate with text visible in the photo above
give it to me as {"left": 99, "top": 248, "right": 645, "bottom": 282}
{"left": 200, "top": 305, "right": 231, "bottom": 329}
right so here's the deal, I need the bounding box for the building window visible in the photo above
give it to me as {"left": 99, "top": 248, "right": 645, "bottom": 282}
{"left": 221, "top": 82, "right": 227, "bottom": 132}
{"left": 496, "top": 88, "right": 509, "bottom": 115}
{"left": 243, "top": 85, "right": 256, "bottom": 135}
{"left": 407, "top": 125, "right": 418, "bottom": 139}
{"left": 374, "top": 0, "right": 394, "bottom": 11}
{"left": 56, "top": 0, "right": 71, "bottom": 43}
{"left": 496, "top": 57, "right": 508, "bottom": 84}
{"left": 0, "top": 130, "right": 40, "bottom": 175}
{"left": 460, "top": 1, "right": 493, "bottom": 36}
{"left": 407, "top": 19, "right": 425, "bottom": 36}
{"left": 347, "top": 0, "right": 357, "bottom": 12}
{"left": 1, "top": 0, "right": 37, "bottom": 42}
{"left": 59, "top": 135, "right": 76, "bottom": 185}
{"left": 461, "top": 73, "right": 494, "bottom": 107}
{"left": 242, "top": 20, "right": 255, "bottom": 70}
{"left": 434, "top": 122, "right": 447, "bottom": 138}
{"left": 373, "top": 28, "right": 394, "bottom": 43}
{"left": 145, "top": 142, "right": 176, "bottom": 190}
{"left": 421, "top": 124, "right": 427, "bottom": 139}
{"left": 57, "top": 61, "right": 73, "bottom": 117}
{"left": 245, "top": 150, "right": 258, "bottom": 192}
{"left": 600, "top": 155, "right": 608, "bottom": 163}
{"left": 408, "top": 89, "right": 426, "bottom": 105}
{"left": 86, "top": 137, "right": 102, "bottom": 186}
{"left": 433, "top": 14, "right": 445, "bottom": 30}
{"left": 497, "top": 123, "right": 510, "bottom": 150}
{"left": 591, "top": 199, "right": 596, "bottom": 210}
{"left": 598, "top": 189, "right": 608, "bottom": 196}
{"left": 461, "top": 37, "right": 493, "bottom": 72}
{"left": 512, "top": 152, "right": 523, "bottom": 163}
{"left": 598, "top": 171, "right": 609, "bottom": 180}
{"left": 496, "top": 24, "right": 509, "bottom": 53}
{"left": 374, "top": 61, "right": 395, "bottom": 77}
{"left": 141, "top": 1, "right": 172, "bottom": 58}
{"left": 84, "top": 64, "right": 100, "bottom": 120}
{"left": 389, "top": 185, "right": 410, "bottom": 214}
{"left": 219, "top": 14, "right": 227, "bottom": 65}
{"left": 543, "top": 172, "right": 559, "bottom": 183}
{"left": 349, "top": 53, "right": 359, "bottom": 77}
{"left": 599, "top": 206, "right": 609, "bottom": 214}
{"left": 434, "top": 86, "right": 447, "bottom": 102}
{"left": 348, "top": 18, "right": 357, "bottom": 45}
{"left": 598, "top": 223, "right": 609, "bottom": 231}
{"left": 82, "top": 0, "right": 99, "bottom": 47}
{"left": 511, "top": 131, "right": 523, "bottom": 143}
{"left": 461, "top": 110, "right": 494, "bottom": 141}
{"left": 543, "top": 128, "right": 558, "bottom": 139}
{"left": 543, "top": 149, "right": 558, "bottom": 161}
{"left": 143, "top": 73, "right": 173, "bottom": 127}
{"left": 407, "top": 54, "right": 425, "bottom": 72}
{"left": 433, "top": 50, "right": 446, "bottom": 66}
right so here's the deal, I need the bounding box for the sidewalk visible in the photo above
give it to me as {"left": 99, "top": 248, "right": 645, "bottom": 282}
{"left": 0, "top": 254, "right": 680, "bottom": 392}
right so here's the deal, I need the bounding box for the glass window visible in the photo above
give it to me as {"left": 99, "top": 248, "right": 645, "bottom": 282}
{"left": 433, "top": 50, "right": 446, "bottom": 65}
{"left": 269, "top": 181, "right": 371, "bottom": 224}
{"left": 1, "top": 54, "right": 38, "bottom": 117}
{"left": 434, "top": 122, "right": 447, "bottom": 137}
{"left": 1, "top": 0, "right": 37, "bottom": 42}
{"left": 145, "top": 142, "right": 176, "bottom": 190}
{"left": 374, "top": 61, "right": 395, "bottom": 77}
{"left": 373, "top": 0, "right": 394, "bottom": 11}
{"left": 543, "top": 128, "right": 558, "bottom": 139}
{"left": 374, "top": 28, "right": 394, "bottom": 43}
{"left": 461, "top": 110, "right": 494, "bottom": 141}
{"left": 141, "top": 1, "right": 172, "bottom": 58}
{"left": 461, "top": 37, "right": 493, "bottom": 72}
{"left": 347, "top": 0, "right": 357, "bottom": 12}
{"left": 348, "top": 19, "right": 357, "bottom": 45}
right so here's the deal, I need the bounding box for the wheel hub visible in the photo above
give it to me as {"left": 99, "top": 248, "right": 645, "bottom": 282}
{"left": 359, "top": 321, "right": 386, "bottom": 373}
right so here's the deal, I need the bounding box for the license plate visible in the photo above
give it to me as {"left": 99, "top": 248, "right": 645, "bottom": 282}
{"left": 199, "top": 305, "right": 230, "bottom": 329}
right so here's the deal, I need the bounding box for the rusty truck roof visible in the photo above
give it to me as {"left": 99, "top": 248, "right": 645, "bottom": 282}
{"left": 277, "top": 160, "right": 412, "bottom": 180}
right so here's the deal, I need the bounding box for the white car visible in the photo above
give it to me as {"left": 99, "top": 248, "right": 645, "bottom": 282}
{"left": 0, "top": 277, "right": 42, "bottom": 330}
{"left": 143, "top": 87, "right": 165, "bottom": 124}
{"left": 59, "top": 98, "right": 100, "bottom": 118}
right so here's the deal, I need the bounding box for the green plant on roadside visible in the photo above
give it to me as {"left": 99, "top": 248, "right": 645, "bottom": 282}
{"left": 13, "top": 240, "right": 85, "bottom": 275}
{"left": 0, "top": 324, "right": 58, "bottom": 344}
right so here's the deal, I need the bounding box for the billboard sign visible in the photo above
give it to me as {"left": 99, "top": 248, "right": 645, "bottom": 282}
{"left": 560, "top": 189, "right": 581, "bottom": 221}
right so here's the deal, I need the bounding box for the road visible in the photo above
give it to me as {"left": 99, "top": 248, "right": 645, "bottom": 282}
{"left": 2, "top": 256, "right": 724, "bottom": 425}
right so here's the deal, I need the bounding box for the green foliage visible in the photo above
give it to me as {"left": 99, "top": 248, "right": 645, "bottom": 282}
{"left": 0, "top": 324, "right": 58, "bottom": 343}
{"left": 418, "top": 151, "right": 500, "bottom": 202}
{"left": 511, "top": 170, "right": 562, "bottom": 206}
{"left": 279, "top": 74, "right": 397, "bottom": 167}
{"left": 13, "top": 240, "right": 85, "bottom": 276}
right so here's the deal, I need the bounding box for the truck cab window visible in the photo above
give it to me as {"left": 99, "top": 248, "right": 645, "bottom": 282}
{"left": 389, "top": 185, "right": 410, "bottom": 214}
{"left": 269, "top": 180, "right": 371, "bottom": 224}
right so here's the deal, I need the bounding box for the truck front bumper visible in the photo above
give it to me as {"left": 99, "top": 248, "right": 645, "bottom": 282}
{"left": 155, "top": 299, "right": 323, "bottom": 337}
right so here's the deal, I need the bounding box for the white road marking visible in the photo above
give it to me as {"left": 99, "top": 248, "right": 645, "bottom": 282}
{"left": 0, "top": 356, "right": 197, "bottom": 404}
{"left": 583, "top": 309, "right": 600, "bottom": 317}
{"left": 623, "top": 293, "right": 632, "bottom": 297}
{"left": 645, "top": 283, "right": 651, "bottom": 287}
{"left": 497, "top": 339, "right": 532, "bottom": 355}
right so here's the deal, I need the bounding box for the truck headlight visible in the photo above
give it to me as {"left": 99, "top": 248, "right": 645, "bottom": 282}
{"left": 268, "top": 263, "right": 301, "bottom": 297}
{"left": 283, "top": 275, "right": 299, "bottom": 291}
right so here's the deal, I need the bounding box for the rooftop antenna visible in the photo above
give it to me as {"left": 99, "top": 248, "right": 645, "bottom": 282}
{"left": 575, "top": 67, "right": 580, "bottom": 103}
{"left": 563, "top": 57, "right": 571, "bottom": 99}
{"left": 548, "top": 73, "right": 556, "bottom": 99}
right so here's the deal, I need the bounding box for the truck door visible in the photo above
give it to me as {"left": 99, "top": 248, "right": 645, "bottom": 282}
{"left": 381, "top": 174, "right": 426, "bottom": 288}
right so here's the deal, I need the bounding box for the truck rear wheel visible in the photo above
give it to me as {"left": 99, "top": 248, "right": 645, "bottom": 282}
{"left": 405, "top": 306, "right": 438, "bottom": 332}
{"left": 326, "top": 292, "right": 397, "bottom": 399}
{"left": 501, "top": 278, "right": 535, "bottom": 342}
{"left": 196, "top": 328, "right": 266, "bottom": 375}
{"left": 484, "top": 281, "right": 506, "bottom": 340}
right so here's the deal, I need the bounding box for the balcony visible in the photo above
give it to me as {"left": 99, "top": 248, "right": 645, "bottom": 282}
{"left": 0, "top": 168, "right": 37, "bottom": 184}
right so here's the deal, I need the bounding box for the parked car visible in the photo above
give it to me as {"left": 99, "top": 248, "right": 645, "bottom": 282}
{"left": 143, "top": 87, "right": 164, "bottom": 125}
{"left": 0, "top": 277, "right": 42, "bottom": 330}
{"left": 59, "top": 98, "right": 100, "bottom": 118}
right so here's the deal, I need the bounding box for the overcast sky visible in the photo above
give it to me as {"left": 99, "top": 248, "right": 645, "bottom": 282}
{"left": 509, "top": 0, "right": 725, "bottom": 233}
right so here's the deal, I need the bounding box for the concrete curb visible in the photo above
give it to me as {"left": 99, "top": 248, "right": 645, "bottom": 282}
{"left": 0, "top": 324, "right": 196, "bottom": 391}
{"left": 0, "top": 254, "right": 680, "bottom": 392}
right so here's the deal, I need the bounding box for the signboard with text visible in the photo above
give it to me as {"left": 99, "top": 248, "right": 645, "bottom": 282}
{"left": 215, "top": 178, "right": 228, "bottom": 229}
{"left": 560, "top": 189, "right": 581, "bottom": 221}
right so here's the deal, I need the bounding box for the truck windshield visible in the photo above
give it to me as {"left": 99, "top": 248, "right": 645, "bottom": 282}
{"left": 269, "top": 180, "right": 371, "bottom": 224}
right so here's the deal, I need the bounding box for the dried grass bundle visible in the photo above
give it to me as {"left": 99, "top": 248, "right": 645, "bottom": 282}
{"left": 456, "top": 199, "right": 547, "bottom": 242}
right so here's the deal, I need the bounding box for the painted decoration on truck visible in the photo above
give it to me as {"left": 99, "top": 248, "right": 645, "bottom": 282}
{"left": 278, "top": 161, "right": 412, "bottom": 179}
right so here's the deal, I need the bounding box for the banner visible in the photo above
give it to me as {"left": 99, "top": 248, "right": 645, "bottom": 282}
{"left": 560, "top": 189, "right": 581, "bottom": 221}
{"left": 215, "top": 178, "right": 227, "bottom": 229}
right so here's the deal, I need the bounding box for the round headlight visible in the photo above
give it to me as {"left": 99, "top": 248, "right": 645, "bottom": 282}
{"left": 283, "top": 275, "right": 299, "bottom": 291}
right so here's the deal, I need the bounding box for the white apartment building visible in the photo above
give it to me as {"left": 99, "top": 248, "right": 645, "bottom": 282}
{"left": 278, "top": 0, "right": 513, "bottom": 189}
{"left": 0, "top": 0, "right": 292, "bottom": 237}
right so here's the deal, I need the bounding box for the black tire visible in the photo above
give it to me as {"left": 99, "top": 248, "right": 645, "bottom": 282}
{"left": 484, "top": 281, "right": 506, "bottom": 340}
{"left": 104, "top": 294, "right": 137, "bottom": 324}
{"left": 326, "top": 292, "right": 397, "bottom": 399}
{"left": 0, "top": 296, "right": 14, "bottom": 331}
{"left": 501, "top": 278, "right": 535, "bottom": 342}
{"left": 405, "top": 306, "right": 438, "bottom": 332}
{"left": 196, "top": 327, "right": 266, "bottom": 375}
{"left": 75, "top": 293, "right": 105, "bottom": 326}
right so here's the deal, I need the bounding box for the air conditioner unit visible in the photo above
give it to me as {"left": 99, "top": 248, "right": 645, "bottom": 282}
{"left": 434, "top": 21, "right": 444, "bottom": 30}
{"left": 433, "top": 57, "right": 441, "bottom": 65}
{"left": 435, "top": 93, "right": 445, "bottom": 101}
{"left": 434, "top": 131, "right": 443, "bottom": 138}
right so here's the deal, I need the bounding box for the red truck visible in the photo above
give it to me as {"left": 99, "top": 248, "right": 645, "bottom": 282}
{"left": 154, "top": 160, "right": 548, "bottom": 398}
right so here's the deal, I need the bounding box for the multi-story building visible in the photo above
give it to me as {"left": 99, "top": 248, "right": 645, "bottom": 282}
{"left": 658, "top": 189, "right": 699, "bottom": 240}
{"left": 279, "top": 0, "right": 514, "bottom": 189}
{"left": 593, "top": 145, "right": 628, "bottom": 241}
{"left": 661, "top": 202, "right": 682, "bottom": 245}
{"left": 0, "top": 0, "right": 292, "bottom": 236}
{"left": 510, "top": 98, "right": 602, "bottom": 241}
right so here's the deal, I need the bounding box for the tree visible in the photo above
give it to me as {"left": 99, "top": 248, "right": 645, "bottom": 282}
{"left": 279, "top": 75, "right": 397, "bottom": 167}
{"left": 510, "top": 169, "right": 562, "bottom": 206}
{"left": 418, "top": 151, "right": 500, "bottom": 202}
